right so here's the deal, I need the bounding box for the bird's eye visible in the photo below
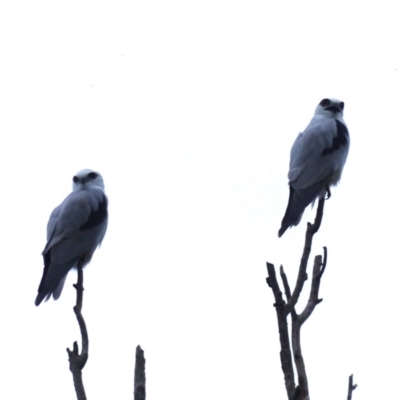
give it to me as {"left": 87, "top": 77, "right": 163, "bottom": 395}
{"left": 320, "top": 98, "right": 331, "bottom": 107}
{"left": 88, "top": 172, "right": 98, "bottom": 179}
{"left": 339, "top": 102, "right": 344, "bottom": 110}
{"left": 73, "top": 176, "right": 79, "bottom": 183}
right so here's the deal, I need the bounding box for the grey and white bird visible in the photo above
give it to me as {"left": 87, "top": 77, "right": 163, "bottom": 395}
{"left": 35, "top": 169, "right": 108, "bottom": 306}
{"left": 278, "top": 98, "right": 350, "bottom": 237}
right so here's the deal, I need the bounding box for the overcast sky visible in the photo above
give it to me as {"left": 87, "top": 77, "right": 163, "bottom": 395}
{"left": 1, "top": 1, "right": 399, "bottom": 399}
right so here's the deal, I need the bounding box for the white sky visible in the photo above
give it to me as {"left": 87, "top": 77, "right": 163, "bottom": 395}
{"left": 1, "top": 1, "right": 399, "bottom": 399}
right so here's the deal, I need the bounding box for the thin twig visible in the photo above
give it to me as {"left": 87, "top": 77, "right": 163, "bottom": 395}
{"left": 134, "top": 345, "right": 146, "bottom": 400}
{"left": 280, "top": 266, "right": 292, "bottom": 303}
{"left": 67, "top": 263, "right": 89, "bottom": 400}
{"left": 347, "top": 374, "right": 357, "bottom": 400}
{"left": 298, "top": 248, "right": 327, "bottom": 325}
{"left": 280, "top": 266, "right": 297, "bottom": 323}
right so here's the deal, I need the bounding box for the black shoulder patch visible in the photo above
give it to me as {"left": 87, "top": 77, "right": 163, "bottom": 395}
{"left": 80, "top": 194, "right": 108, "bottom": 231}
{"left": 321, "top": 120, "right": 349, "bottom": 156}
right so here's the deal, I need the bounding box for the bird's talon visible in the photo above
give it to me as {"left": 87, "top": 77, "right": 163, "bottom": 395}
{"left": 325, "top": 187, "right": 331, "bottom": 200}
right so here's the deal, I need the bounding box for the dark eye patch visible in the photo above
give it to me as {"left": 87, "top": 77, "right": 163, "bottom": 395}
{"left": 320, "top": 98, "right": 331, "bottom": 107}
{"left": 88, "top": 172, "right": 98, "bottom": 179}
{"left": 339, "top": 102, "right": 345, "bottom": 110}
{"left": 73, "top": 176, "right": 79, "bottom": 183}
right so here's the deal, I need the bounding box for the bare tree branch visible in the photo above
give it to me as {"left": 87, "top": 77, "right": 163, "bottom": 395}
{"left": 347, "top": 374, "right": 357, "bottom": 400}
{"left": 298, "top": 248, "right": 327, "bottom": 325}
{"left": 67, "top": 263, "right": 89, "bottom": 400}
{"left": 291, "top": 249, "right": 327, "bottom": 399}
{"left": 291, "top": 313, "right": 308, "bottom": 399}
{"left": 266, "top": 263, "right": 296, "bottom": 398}
{"left": 280, "top": 266, "right": 293, "bottom": 304}
{"left": 134, "top": 345, "right": 146, "bottom": 400}
{"left": 266, "top": 197, "right": 328, "bottom": 400}
{"left": 286, "top": 197, "right": 325, "bottom": 315}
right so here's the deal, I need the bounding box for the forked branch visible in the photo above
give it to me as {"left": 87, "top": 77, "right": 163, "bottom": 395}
{"left": 266, "top": 263, "right": 296, "bottom": 397}
{"left": 266, "top": 197, "right": 326, "bottom": 400}
{"left": 347, "top": 374, "right": 357, "bottom": 399}
{"left": 286, "top": 197, "right": 325, "bottom": 315}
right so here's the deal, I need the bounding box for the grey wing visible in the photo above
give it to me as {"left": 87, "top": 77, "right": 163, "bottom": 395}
{"left": 46, "top": 205, "right": 61, "bottom": 240}
{"left": 289, "top": 118, "right": 349, "bottom": 190}
{"left": 43, "top": 189, "right": 107, "bottom": 256}
{"left": 35, "top": 189, "right": 108, "bottom": 305}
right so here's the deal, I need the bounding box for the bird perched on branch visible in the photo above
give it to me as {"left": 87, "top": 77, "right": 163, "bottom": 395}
{"left": 35, "top": 169, "right": 108, "bottom": 306}
{"left": 278, "top": 98, "right": 350, "bottom": 237}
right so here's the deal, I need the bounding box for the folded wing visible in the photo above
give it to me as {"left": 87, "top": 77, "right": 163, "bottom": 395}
{"left": 278, "top": 115, "right": 349, "bottom": 237}
{"left": 35, "top": 189, "right": 108, "bottom": 306}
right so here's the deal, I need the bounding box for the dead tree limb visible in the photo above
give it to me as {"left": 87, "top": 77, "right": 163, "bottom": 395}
{"left": 286, "top": 197, "right": 325, "bottom": 315}
{"left": 134, "top": 345, "right": 146, "bottom": 400}
{"left": 291, "top": 250, "right": 327, "bottom": 399}
{"left": 347, "top": 374, "right": 357, "bottom": 400}
{"left": 67, "top": 263, "right": 89, "bottom": 400}
{"left": 266, "top": 197, "right": 326, "bottom": 400}
{"left": 266, "top": 263, "right": 296, "bottom": 397}
{"left": 298, "top": 248, "right": 327, "bottom": 325}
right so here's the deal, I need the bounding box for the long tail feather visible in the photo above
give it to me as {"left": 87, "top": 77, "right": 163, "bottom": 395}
{"left": 278, "top": 182, "right": 325, "bottom": 237}
{"left": 35, "top": 259, "right": 77, "bottom": 306}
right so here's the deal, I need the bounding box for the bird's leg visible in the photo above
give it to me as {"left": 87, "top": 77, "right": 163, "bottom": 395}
{"left": 325, "top": 187, "right": 331, "bottom": 200}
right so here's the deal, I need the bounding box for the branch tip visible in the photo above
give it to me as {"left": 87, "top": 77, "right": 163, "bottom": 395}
{"left": 134, "top": 345, "right": 146, "bottom": 400}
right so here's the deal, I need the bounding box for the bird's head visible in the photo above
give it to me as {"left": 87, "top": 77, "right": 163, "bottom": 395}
{"left": 315, "top": 98, "right": 345, "bottom": 118}
{"left": 72, "top": 169, "right": 105, "bottom": 192}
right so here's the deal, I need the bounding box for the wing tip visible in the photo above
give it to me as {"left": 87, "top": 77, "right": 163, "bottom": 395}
{"left": 34, "top": 294, "right": 44, "bottom": 307}
{"left": 278, "top": 226, "right": 286, "bottom": 238}
{"left": 35, "top": 289, "right": 53, "bottom": 306}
